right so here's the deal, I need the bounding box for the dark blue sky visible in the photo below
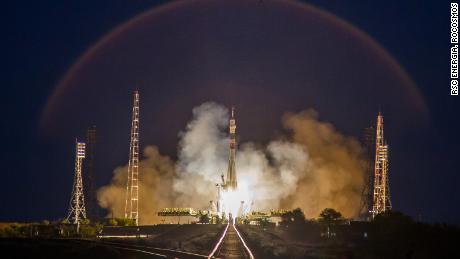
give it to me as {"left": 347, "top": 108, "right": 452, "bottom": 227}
{"left": 2, "top": 1, "right": 457, "bottom": 223}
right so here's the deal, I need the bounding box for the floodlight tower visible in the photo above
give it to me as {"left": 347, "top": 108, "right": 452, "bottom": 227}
{"left": 124, "top": 90, "right": 140, "bottom": 226}
{"left": 371, "top": 112, "right": 392, "bottom": 217}
{"left": 67, "top": 140, "right": 87, "bottom": 233}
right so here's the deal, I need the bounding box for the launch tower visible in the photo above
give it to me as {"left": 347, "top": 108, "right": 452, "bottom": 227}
{"left": 371, "top": 112, "right": 392, "bottom": 217}
{"left": 67, "top": 141, "right": 87, "bottom": 232}
{"left": 124, "top": 90, "right": 140, "bottom": 226}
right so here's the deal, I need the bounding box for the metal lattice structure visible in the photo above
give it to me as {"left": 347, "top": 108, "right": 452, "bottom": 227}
{"left": 371, "top": 112, "right": 392, "bottom": 217}
{"left": 124, "top": 90, "right": 140, "bottom": 226}
{"left": 225, "top": 107, "right": 238, "bottom": 190}
{"left": 67, "top": 141, "right": 87, "bottom": 232}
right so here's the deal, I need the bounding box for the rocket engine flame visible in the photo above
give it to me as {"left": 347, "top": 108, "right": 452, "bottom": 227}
{"left": 220, "top": 182, "right": 253, "bottom": 222}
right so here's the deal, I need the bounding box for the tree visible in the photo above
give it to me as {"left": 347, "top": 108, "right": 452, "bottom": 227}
{"left": 199, "top": 214, "right": 210, "bottom": 224}
{"left": 292, "top": 208, "right": 306, "bottom": 223}
{"left": 319, "top": 208, "right": 342, "bottom": 225}
{"left": 281, "top": 208, "right": 306, "bottom": 226}
{"left": 106, "top": 218, "right": 135, "bottom": 226}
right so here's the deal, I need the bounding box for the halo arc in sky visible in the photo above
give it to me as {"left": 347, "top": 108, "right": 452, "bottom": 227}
{"left": 40, "top": 0, "right": 428, "bottom": 146}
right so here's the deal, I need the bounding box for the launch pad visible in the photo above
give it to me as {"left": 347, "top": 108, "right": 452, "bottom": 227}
{"left": 156, "top": 107, "right": 287, "bottom": 224}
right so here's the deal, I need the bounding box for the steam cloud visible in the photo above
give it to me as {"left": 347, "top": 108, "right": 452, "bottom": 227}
{"left": 97, "top": 146, "right": 176, "bottom": 224}
{"left": 98, "top": 102, "right": 365, "bottom": 224}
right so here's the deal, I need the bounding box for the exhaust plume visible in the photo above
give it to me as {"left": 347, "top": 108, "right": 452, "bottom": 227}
{"left": 280, "top": 110, "right": 365, "bottom": 217}
{"left": 97, "top": 146, "right": 176, "bottom": 224}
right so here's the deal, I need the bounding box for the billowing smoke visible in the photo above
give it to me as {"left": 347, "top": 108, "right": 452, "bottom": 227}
{"left": 173, "top": 103, "right": 229, "bottom": 207}
{"left": 98, "top": 102, "right": 365, "bottom": 223}
{"left": 97, "top": 146, "right": 176, "bottom": 224}
{"left": 280, "top": 110, "right": 365, "bottom": 217}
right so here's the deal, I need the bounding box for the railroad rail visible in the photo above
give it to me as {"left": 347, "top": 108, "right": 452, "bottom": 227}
{"left": 72, "top": 238, "right": 207, "bottom": 258}
{"left": 208, "top": 224, "right": 255, "bottom": 259}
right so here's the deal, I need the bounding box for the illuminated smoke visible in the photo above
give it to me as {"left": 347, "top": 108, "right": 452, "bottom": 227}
{"left": 97, "top": 146, "right": 176, "bottom": 224}
{"left": 98, "top": 102, "right": 365, "bottom": 223}
{"left": 173, "top": 103, "right": 229, "bottom": 207}
{"left": 280, "top": 110, "right": 365, "bottom": 218}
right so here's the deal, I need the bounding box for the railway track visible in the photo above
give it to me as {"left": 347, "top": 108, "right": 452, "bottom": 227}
{"left": 70, "top": 223, "right": 255, "bottom": 259}
{"left": 208, "top": 223, "right": 255, "bottom": 259}
{"left": 73, "top": 238, "right": 207, "bottom": 258}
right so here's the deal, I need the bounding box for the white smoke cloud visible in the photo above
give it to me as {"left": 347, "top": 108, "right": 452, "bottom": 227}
{"left": 173, "top": 102, "right": 229, "bottom": 207}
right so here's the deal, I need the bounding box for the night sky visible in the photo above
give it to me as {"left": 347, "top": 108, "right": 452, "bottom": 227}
{"left": 2, "top": 0, "right": 458, "bottom": 224}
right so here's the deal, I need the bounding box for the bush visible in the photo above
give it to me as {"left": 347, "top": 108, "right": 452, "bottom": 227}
{"left": 281, "top": 208, "right": 306, "bottom": 227}
{"left": 319, "top": 208, "right": 343, "bottom": 225}
{"left": 79, "top": 225, "right": 97, "bottom": 236}
{"left": 110, "top": 218, "right": 136, "bottom": 226}
{"left": 199, "top": 214, "right": 210, "bottom": 224}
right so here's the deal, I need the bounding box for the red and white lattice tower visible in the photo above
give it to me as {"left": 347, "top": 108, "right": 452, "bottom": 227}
{"left": 124, "top": 90, "right": 140, "bottom": 225}
{"left": 67, "top": 140, "right": 87, "bottom": 232}
{"left": 371, "top": 112, "right": 392, "bottom": 217}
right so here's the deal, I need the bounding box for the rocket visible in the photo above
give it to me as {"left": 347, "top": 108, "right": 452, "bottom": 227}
{"left": 226, "top": 106, "right": 238, "bottom": 190}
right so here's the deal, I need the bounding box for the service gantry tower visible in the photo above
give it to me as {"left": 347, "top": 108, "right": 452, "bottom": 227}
{"left": 67, "top": 140, "right": 87, "bottom": 233}
{"left": 225, "top": 107, "right": 238, "bottom": 190}
{"left": 371, "top": 112, "right": 392, "bottom": 217}
{"left": 124, "top": 90, "right": 140, "bottom": 226}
